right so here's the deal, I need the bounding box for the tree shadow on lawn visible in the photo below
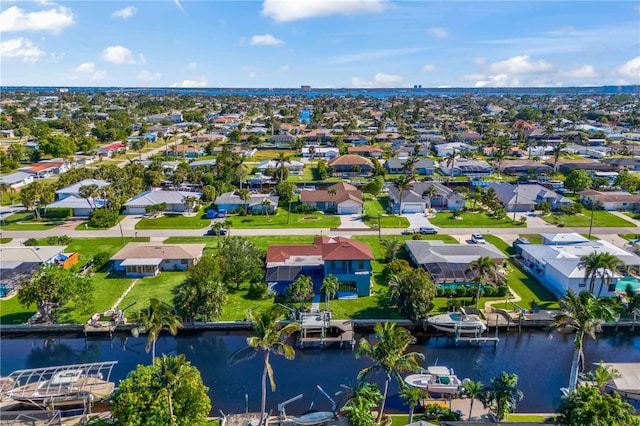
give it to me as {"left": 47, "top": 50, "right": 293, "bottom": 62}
{"left": 0, "top": 311, "right": 34, "bottom": 325}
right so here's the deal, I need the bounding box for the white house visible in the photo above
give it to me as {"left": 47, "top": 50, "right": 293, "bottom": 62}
{"left": 433, "top": 142, "right": 474, "bottom": 157}
{"left": 110, "top": 243, "right": 205, "bottom": 277}
{"left": 44, "top": 196, "right": 105, "bottom": 217}
{"left": 123, "top": 190, "right": 203, "bottom": 215}
{"left": 579, "top": 190, "right": 640, "bottom": 211}
{"left": 301, "top": 147, "right": 339, "bottom": 159}
{"left": 0, "top": 171, "right": 34, "bottom": 188}
{"left": 55, "top": 179, "right": 111, "bottom": 200}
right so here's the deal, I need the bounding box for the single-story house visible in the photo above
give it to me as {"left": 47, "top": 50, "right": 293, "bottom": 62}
{"left": 520, "top": 240, "right": 640, "bottom": 297}
{"left": 540, "top": 232, "right": 589, "bottom": 246}
{"left": 387, "top": 182, "right": 466, "bottom": 213}
{"left": 501, "top": 160, "right": 552, "bottom": 176}
{"left": 601, "top": 158, "right": 640, "bottom": 172}
{"left": 347, "top": 146, "right": 384, "bottom": 158}
{"left": 20, "top": 162, "right": 69, "bottom": 179}
{"left": 167, "top": 145, "right": 205, "bottom": 158}
{"left": 439, "top": 158, "right": 494, "bottom": 178}
{"left": 300, "top": 182, "right": 363, "bottom": 214}
{"left": 486, "top": 183, "right": 573, "bottom": 212}
{"left": 55, "top": 179, "right": 111, "bottom": 200}
{"left": 96, "top": 142, "right": 126, "bottom": 157}
{"left": 327, "top": 155, "right": 374, "bottom": 176}
{"left": 214, "top": 192, "right": 279, "bottom": 214}
{"left": 301, "top": 147, "right": 339, "bottom": 159}
{"left": 267, "top": 134, "right": 296, "bottom": 144}
{"left": 0, "top": 171, "right": 34, "bottom": 188}
{"left": 123, "top": 190, "right": 203, "bottom": 215}
{"left": 0, "top": 246, "right": 68, "bottom": 297}
{"left": 265, "top": 236, "right": 374, "bottom": 297}
{"left": 579, "top": 190, "right": 640, "bottom": 211}
{"left": 189, "top": 159, "right": 217, "bottom": 170}
{"left": 343, "top": 136, "right": 370, "bottom": 145}
{"left": 433, "top": 142, "right": 474, "bottom": 157}
{"left": 44, "top": 196, "right": 105, "bottom": 217}
{"left": 405, "top": 240, "right": 507, "bottom": 284}
{"left": 385, "top": 159, "right": 435, "bottom": 176}
{"left": 257, "top": 159, "right": 304, "bottom": 172}
{"left": 110, "top": 243, "right": 205, "bottom": 277}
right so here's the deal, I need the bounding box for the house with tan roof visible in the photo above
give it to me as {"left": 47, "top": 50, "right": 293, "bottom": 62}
{"left": 347, "top": 146, "right": 384, "bottom": 158}
{"left": 110, "top": 243, "right": 205, "bottom": 277}
{"left": 300, "top": 182, "right": 363, "bottom": 214}
{"left": 579, "top": 190, "right": 640, "bottom": 211}
{"left": 327, "top": 154, "right": 374, "bottom": 176}
{"left": 266, "top": 236, "right": 374, "bottom": 297}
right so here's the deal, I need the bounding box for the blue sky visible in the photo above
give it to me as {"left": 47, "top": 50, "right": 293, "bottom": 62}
{"left": 1, "top": 0, "right": 639, "bottom": 88}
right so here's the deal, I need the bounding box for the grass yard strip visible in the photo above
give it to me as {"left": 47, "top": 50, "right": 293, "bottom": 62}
{"left": 219, "top": 284, "right": 276, "bottom": 321}
{"left": 0, "top": 238, "right": 12, "bottom": 244}
{"left": 542, "top": 210, "right": 635, "bottom": 227}
{"left": 0, "top": 211, "right": 62, "bottom": 230}
{"left": 225, "top": 208, "right": 340, "bottom": 229}
{"left": 519, "top": 234, "right": 543, "bottom": 245}
{"left": 620, "top": 233, "right": 640, "bottom": 241}
{"left": 121, "top": 272, "right": 188, "bottom": 320}
{"left": 430, "top": 211, "right": 525, "bottom": 228}
{"left": 0, "top": 296, "right": 35, "bottom": 325}
{"left": 136, "top": 213, "right": 212, "bottom": 230}
{"left": 483, "top": 234, "right": 515, "bottom": 256}
{"left": 505, "top": 414, "right": 554, "bottom": 422}
{"left": 34, "top": 237, "right": 150, "bottom": 265}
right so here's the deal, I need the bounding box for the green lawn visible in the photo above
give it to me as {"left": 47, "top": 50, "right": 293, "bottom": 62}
{"left": 249, "top": 149, "right": 297, "bottom": 162}
{"left": 0, "top": 238, "right": 12, "bottom": 244}
{"left": 34, "top": 237, "right": 150, "bottom": 265}
{"left": 225, "top": 208, "right": 340, "bottom": 229}
{"left": 621, "top": 233, "right": 640, "bottom": 241}
{"left": 0, "top": 211, "right": 63, "bottom": 230}
{"left": 362, "top": 196, "right": 409, "bottom": 228}
{"left": 542, "top": 210, "right": 635, "bottom": 227}
{"left": 286, "top": 165, "right": 315, "bottom": 182}
{"left": 505, "top": 414, "right": 556, "bottom": 422}
{"left": 219, "top": 283, "right": 277, "bottom": 321}
{"left": 430, "top": 211, "right": 525, "bottom": 228}
{"left": 483, "top": 234, "right": 515, "bottom": 255}
{"left": 136, "top": 213, "right": 212, "bottom": 230}
{"left": 121, "top": 272, "right": 188, "bottom": 320}
{"left": 0, "top": 296, "right": 35, "bottom": 325}
{"left": 519, "top": 234, "right": 543, "bottom": 245}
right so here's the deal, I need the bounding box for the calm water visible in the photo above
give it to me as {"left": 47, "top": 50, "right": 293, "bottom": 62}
{"left": 1, "top": 330, "right": 639, "bottom": 414}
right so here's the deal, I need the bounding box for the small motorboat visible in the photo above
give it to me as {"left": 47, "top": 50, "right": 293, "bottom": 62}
{"left": 293, "top": 411, "right": 335, "bottom": 425}
{"left": 405, "top": 366, "right": 463, "bottom": 395}
{"left": 426, "top": 308, "right": 486, "bottom": 334}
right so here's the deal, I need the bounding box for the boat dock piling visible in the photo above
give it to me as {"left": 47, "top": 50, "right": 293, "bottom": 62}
{"left": 453, "top": 319, "right": 500, "bottom": 346}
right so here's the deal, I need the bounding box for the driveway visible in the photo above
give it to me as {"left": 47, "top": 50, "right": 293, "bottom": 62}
{"left": 403, "top": 213, "right": 435, "bottom": 230}
{"left": 338, "top": 214, "right": 369, "bottom": 229}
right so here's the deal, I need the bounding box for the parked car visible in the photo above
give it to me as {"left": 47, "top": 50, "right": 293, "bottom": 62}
{"left": 402, "top": 228, "right": 417, "bottom": 235}
{"left": 419, "top": 226, "right": 438, "bottom": 235}
{"left": 207, "top": 228, "right": 227, "bottom": 236}
{"left": 471, "top": 233, "right": 486, "bottom": 244}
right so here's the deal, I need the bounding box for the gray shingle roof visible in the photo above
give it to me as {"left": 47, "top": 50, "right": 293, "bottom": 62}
{"left": 124, "top": 190, "right": 203, "bottom": 207}
{"left": 405, "top": 240, "right": 506, "bottom": 265}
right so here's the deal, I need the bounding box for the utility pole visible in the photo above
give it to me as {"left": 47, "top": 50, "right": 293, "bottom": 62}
{"left": 588, "top": 201, "right": 595, "bottom": 240}
{"left": 378, "top": 214, "right": 381, "bottom": 241}
{"left": 512, "top": 185, "right": 519, "bottom": 221}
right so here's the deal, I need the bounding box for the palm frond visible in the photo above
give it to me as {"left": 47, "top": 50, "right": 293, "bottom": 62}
{"left": 228, "top": 346, "right": 258, "bottom": 366}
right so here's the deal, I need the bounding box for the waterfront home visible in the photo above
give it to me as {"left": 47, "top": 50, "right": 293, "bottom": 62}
{"left": 384, "top": 159, "right": 435, "bottom": 176}
{"left": 301, "top": 146, "right": 339, "bottom": 159}
{"left": 486, "top": 183, "right": 573, "bottom": 212}
{"left": 343, "top": 135, "right": 370, "bottom": 145}
{"left": 189, "top": 159, "right": 217, "bottom": 170}
{"left": 327, "top": 154, "right": 374, "bottom": 176}
{"left": 265, "top": 236, "right": 373, "bottom": 297}
{"left": 439, "top": 158, "right": 494, "bottom": 178}
{"left": 214, "top": 191, "right": 278, "bottom": 214}
{"left": 256, "top": 159, "right": 304, "bottom": 173}
{"left": 387, "top": 182, "right": 466, "bottom": 213}
{"left": 0, "top": 171, "right": 34, "bottom": 188}
{"left": 519, "top": 240, "right": 640, "bottom": 297}
{"left": 55, "top": 179, "right": 111, "bottom": 200}
{"left": 20, "top": 162, "right": 69, "bottom": 179}
{"left": 110, "top": 243, "right": 205, "bottom": 277}
{"left": 433, "top": 142, "right": 474, "bottom": 157}
{"left": 267, "top": 134, "right": 296, "bottom": 144}
{"left": 601, "top": 158, "right": 640, "bottom": 172}
{"left": 0, "top": 246, "right": 68, "bottom": 297}
{"left": 579, "top": 190, "right": 640, "bottom": 211}
{"left": 299, "top": 182, "right": 363, "bottom": 214}
{"left": 405, "top": 240, "right": 507, "bottom": 284}
{"left": 554, "top": 160, "right": 615, "bottom": 174}
{"left": 123, "top": 189, "right": 203, "bottom": 215}
{"left": 166, "top": 144, "right": 205, "bottom": 158}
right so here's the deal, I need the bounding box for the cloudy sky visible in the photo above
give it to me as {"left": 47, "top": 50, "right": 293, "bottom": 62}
{"left": 1, "top": 0, "right": 639, "bottom": 88}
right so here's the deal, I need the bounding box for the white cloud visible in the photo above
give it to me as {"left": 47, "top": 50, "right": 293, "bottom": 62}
{"left": 112, "top": 6, "right": 137, "bottom": 19}
{"left": 561, "top": 64, "right": 598, "bottom": 79}
{"left": 330, "top": 47, "right": 425, "bottom": 65}
{"left": 138, "top": 70, "right": 162, "bottom": 81}
{"left": 279, "top": 65, "right": 290, "bottom": 72}
{"left": 422, "top": 64, "right": 437, "bottom": 72}
{"left": 261, "top": 0, "right": 386, "bottom": 22}
{"left": 617, "top": 56, "right": 640, "bottom": 80}
{"left": 74, "top": 62, "right": 95, "bottom": 73}
{"left": 171, "top": 76, "right": 208, "bottom": 88}
{"left": 250, "top": 34, "right": 284, "bottom": 46}
{"left": 102, "top": 45, "right": 143, "bottom": 64}
{"left": 188, "top": 62, "right": 198, "bottom": 69}
{"left": 462, "top": 73, "right": 487, "bottom": 81}
{"left": 0, "top": 6, "right": 74, "bottom": 33}
{"left": 473, "top": 74, "right": 521, "bottom": 88}
{"left": 489, "top": 55, "right": 553, "bottom": 74}
{"left": 0, "top": 37, "right": 45, "bottom": 62}
{"left": 429, "top": 27, "right": 448, "bottom": 39}
{"left": 351, "top": 72, "right": 404, "bottom": 88}
{"left": 248, "top": 71, "right": 257, "bottom": 79}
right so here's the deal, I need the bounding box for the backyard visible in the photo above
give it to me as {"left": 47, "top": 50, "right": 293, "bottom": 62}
{"left": 0, "top": 211, "right": 63, "bottom": 231}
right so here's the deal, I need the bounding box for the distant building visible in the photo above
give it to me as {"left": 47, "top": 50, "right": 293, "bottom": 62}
{"left": 301, "top": 85, "right": 311, "bottom": 92}
{"left": 580, "top": 190, "right": 640, "bottom": 211}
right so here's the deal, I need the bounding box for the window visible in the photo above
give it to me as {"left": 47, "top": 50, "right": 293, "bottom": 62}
{"left": 579, "top": 282, "right": 586, "bottom": 288}
{"left": 164, "top": 259, "right": 171, "bottom": 264}
{"left": 608, "top": 284, "right": 615, "bottom": 293}
{"left": 181, "top": 259, "right": 188, "bottom": 265}
{"left": 359, "top": 261, "right": 364, "bottom": 269}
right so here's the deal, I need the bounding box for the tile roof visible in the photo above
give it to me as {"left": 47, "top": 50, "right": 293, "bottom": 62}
{"left": 266, "top": 236, "right": 373, "bottom": 264}
{"left": 328, "top": 154, "right": 373, "bottom": 167}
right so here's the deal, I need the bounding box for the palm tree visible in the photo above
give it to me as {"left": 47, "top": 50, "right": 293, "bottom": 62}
{"left": 181, "top": 195, "right": 199, "bottom": 214}
{"left": 400, "top": 385, "right": 427, "bottom": 424}
{"left": 422, "top": 185, "right": 438, "bottom": 210}
{"left": 381, "top": 238, "right": 402, "bottom": 262}
{"left": 277, "top": 151, "right": 289, "bottom": 182}
{"left": 140, "top": 298, "right": 183, "bottom": 362}
{"left": 552, "top": 140, "right": 567, "bottom": 173}
{"left": 548, "top": 290, "right": 617, "bottom": 392}
{"left": 155, "top": 353, "right": 191, "bottom": 425}
{"left": 222, "top": 219, "right": 232, "bottom": 236}
{"left": 79, "top": 184, "right": 100, "bottom": 212}
{"left": 328, "top": 187, "right": 337, "bottom": 211}
{"left": 445, "top": 149, "right": 457, "bottom": 181}
{"left": 483, "top": 372, "right": 523, "bottom": 421}
{"left": 238, "top": 188, "right": 251, "bottom": 215}
{"left": 394, "top": 174, "right": 413, "bottom": 215}
{"left": 320, "top": 274, "right": 339, "bottom": 311}
{"left": 261, "top": 198, "right": 272, "bottom": 221}
{"left": 463, "top": 380, "right": 484, "bottom": 421}
{"left": 0, "top": 183, "right": 9, "bottom": 205}
{"left": 466, "top": 256, "right": 500, "bottom": 309}
{"left": 356, "top": 322, "right": 424, "bottom": 423}
{"left": 596, "top": 253, "right": 622, "bottom": 297}
{"left": 578, "top": 252, "right": 604, "bottom": 295}
{"left": 228, "top": 307, "right": 301, "bottom": 426}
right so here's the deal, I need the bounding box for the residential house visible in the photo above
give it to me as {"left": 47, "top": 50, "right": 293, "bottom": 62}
{"left": 167, "top": 144, "right": 205, "bottom": 158}
{"left": 0, "top": 171, "right": 34, "bottom": 188}
{"left": 20, "top": 162, "right": 69, "bottom": 179}
{"left": 457, "top": 131, "right": 482, "bottom": 143}
{"left": 257, "top": 159, "right": 304, "bottom": 173}
{"left": 44, "top": 196, "right": 105, "bottom": 217}
{"left": 265, "top": 236, "right": 374, "bottom": 297}
{"left": 540, "top": 233, "right": 589, "bottom": 246}
{"left": 343, "top": 136, "right": 370, "bottom": 145}
{"left": 347, "top": 146, "right": 384, "bottom": 158}
{"left": 501, "top": 160, "right": 552, "bottom": 176}
{"left": 301, "top": 146, "right": 339, "bottom": 159}
{"left": 302, "top": 129, "right": 332, "bottom": 143}
{"left": 486, "top": 183, "right": 573, "bottom": 212}
{"left": 374, "top": 132, "right": 402, "bottom": 142}
{"left": 580, "top": 190, "right": 640, "bottom": 211}
{"left": 553, "top": 160, "right": 615, "bottom": 174}
{"left": 439, "top": 158, "right": 494, "bottom": 178}
{"left": 385, "top": 159, "right": 435, "bottom": 176}
{"left": 55, "top": 179, "right": 111, "bottom": 200}
{"left": 601, "top": 158, "right": 640, "bottom": 172}
{"left": 405, "top": 240, "right": 507, "bottom": 283}
{"left": 0, "top": 246, "right": 68, "bottom": 296}
{"left": 110, "top": 243, "right": 205, "bottom": 277}
{"left": 520, "top": 240, "right": 640, "bottom": 297}
{"left": 434, "top": 142, "right": 474, "bottom": 157}
{"left": 96, "top": 142, "right": 126, "bottom": 157}
{"left": 189, "top": 159, "right": 217, "bottom": 170}
{"left": 214, "top": 191, "right": 279, "bottom": 214}
{"left": 387, "top": 182, "right": 466, "bottom": 213}
{"left": 327, "top": 155, "right": 374, "bottom": 176}
{"left": 300, "top": 182, "right": 363, "bottom": 214}
{"left": 267, "top": 134, "right": 296, "bottom": 144}
{"left": 123, "top": 190, "right": 203, "bottom": 215}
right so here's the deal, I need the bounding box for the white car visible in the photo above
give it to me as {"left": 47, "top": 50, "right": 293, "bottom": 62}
{"left": 471, "top": 233, "right": 486, "bottom": 244}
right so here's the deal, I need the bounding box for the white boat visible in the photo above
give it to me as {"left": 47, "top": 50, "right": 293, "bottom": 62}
{"left": 293, "top": 412, "right": 335, "bottom": 425}
{"left": 404, "top": 366, "right": 463, "bottom": 395}
{"left": 426, "top": 308, "right": 486, "bottom": 334}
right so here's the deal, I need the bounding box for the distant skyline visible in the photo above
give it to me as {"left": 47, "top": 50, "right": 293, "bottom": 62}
{"left": 1, "top": 1, "right": 639, "bottom": 88}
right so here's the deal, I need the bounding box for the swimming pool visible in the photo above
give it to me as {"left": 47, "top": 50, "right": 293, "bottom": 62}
{"left": 616, "top": 276, "right": 640, "bottom": 293}
{"left": 437, "top": 282, "right": 478, "bottom": 291}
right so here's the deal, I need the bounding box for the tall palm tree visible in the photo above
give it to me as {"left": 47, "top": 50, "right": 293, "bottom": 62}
{"left": 483, "top": 372, "right": 523, "bottom": 421}
{"left": 463, "top": 380, "right": 484, "bottom": 421}
{"left": 381, "top": 238, "right": 402, "bottom": 262}
{"left": 238, "top": 188, "right": 251, "bottom": 215}
{"left": 320, "top": 274, "right": 339, "bottom": 311}
{"left": 445, "top": 149, "right": 457, "bottom": 181}
{"left": 79, "top": 184, "right": 100, "bottom": 212}
{"left": 400, "top": 385, "right": 427, "bottom": 424}
{"left": 356, "top": 322, "right": 424, "bottom": 423}
{"left": 277, "top": 151, "right": 289, "bottom": 182}
{"left": 466, "top": 256, "right": 500, "bottom": 309}
{"left": 578, "top": 252, "right": 604, "bottom": 295}
{"left": 548, "top": 290, "right": 617, "bottom": 392}
{"left": 261, "top": 198, "right": 272, "bottom": 221}
{"left": 228, "top": 307, "right": 301, "bottom": 426}
{"left": 155, "top": 353, "right": 192, "bottom": 425}
{"left": 596, "top": 253, "right": 622, "bottom": 297}
{"left": 394, "top": 174, "right": 413, "bottom": 215}
{"left": 0, "top": 183, "right": 9, "bottom": 205}
{"left": 140, "top": 298, "right": 183, "bottom": 362}
{"left": 552, "top": 140, "right": 567, "bottom": 173}
{"left": 423, "top": 185, "right": 438, "bottom": 210}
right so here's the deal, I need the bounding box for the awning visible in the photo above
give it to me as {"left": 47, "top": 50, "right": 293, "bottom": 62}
{"left": 120, "top": 258, "right": 162, "bottom": 266}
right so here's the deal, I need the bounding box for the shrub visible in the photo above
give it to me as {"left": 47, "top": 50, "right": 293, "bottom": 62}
{"left": 93, "top": 251, "right": 111, "bottom": 271}
{"left": 46, "top": 235, "right": 72, "bottom": 245}
{"left": 24, "top": 238, "right": 38, "bottom": 246}
{"left": 484, "top": 286, "right": 496, "bottom": 297}
{"left": 497, "top": 285, "right": 509, "bottom": 297}
{"left": 88, "top": 209, "right": 119, "bottom": 228}
{"left": 446, "top": 298, "right": 461, "bottom": 310}
{"left": 294, "top": 204, "right": 318, "bottom": 213}
{"left": 247, "top": 282, "right": 269, "bottom": 300}
{"left": 411, "top": 234, "right": 423, "bottom": 240}
{"left": 38, "top": 208, "right": 72, "bottom": 219}
{"left": 455, "top": 286, "right": 467, "bottom": 297}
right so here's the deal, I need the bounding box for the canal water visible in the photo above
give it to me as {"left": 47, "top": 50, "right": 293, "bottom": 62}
{"left": 1, "top": 330, "right": 639, "bottom": 415}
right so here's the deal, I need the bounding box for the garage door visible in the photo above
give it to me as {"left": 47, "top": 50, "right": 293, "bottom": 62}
{"left": 339, "top": 205, "right": 361, "bottom": 214}
{"left": 402, "top": 203, "right": 424, "bottom": 213}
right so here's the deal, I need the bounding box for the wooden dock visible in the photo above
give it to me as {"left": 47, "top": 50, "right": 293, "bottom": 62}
{"left": 84, "top": 310, "right": 124, "bottom": 337}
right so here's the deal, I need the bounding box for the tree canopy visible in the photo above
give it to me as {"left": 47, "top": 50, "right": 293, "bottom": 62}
{"left": 173, "top": 255, "right": 227, "bottom": 322}
{"left": 219, "top": 237, "right": 265, "bottom": 289}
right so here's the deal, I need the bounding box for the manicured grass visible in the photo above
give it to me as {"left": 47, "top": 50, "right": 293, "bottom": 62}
{"left": 0, "top": 211, "right": 62, "bottom": 230}
{"left": 519, "top": 234, "right": 543, "bottom": 245}
{"left": 34, "top": 237, "right": 150, "bottom": 265}
{"left": 136, "top": 213, "right": 212, "bottom": 229}
{"left": 430, "top": 211, "right": 525, "bottom": 228}
{"left": 621, "top": 233, "right": 640, "bottom": 241}
{"left": 286, "top": 165, "right": 315, "bottom": 182}
{"left": 0, "top": 296, "right": 35, "bottom": 325}
{"left": 542, "top": 210, "right": 635, "bottom": 227}
{"left": 0, "top": 238, "right": 12, "bottom": 244}
{"left": 363, "top": 196, "right": 409, "bottom": 228}
{"left": 483, "top": 234, "right": 515, "bottom": 255}
{"left": 225, "top": 208, "right": 340, "bottom": 229}
{"left": 121, "top": 272, "right": 188, "bottom": 320}
{"left": 249, "top": 149, "right": 296, "bottom": 162}
{"left": 389, "top": 415, "right": 410, "bottom": 426}
{"left": 505, "top": 414, "right": 555, "bottom": 422}
{"left": 219, "top": 284, "right": 277, "bottom": 321}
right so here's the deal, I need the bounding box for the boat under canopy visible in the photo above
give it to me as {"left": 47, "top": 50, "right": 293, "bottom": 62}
{"left": 602, "top": 362, "right": 640, "bottom": 401}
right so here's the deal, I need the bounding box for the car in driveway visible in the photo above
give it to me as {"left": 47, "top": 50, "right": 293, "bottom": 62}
{"left": 471, "top": 233, "right": 486, "bottom": 244}
{"left": 402, "top": 229, "right": 418, "bottom": 235}
{"left": 419, "top": 226, "right": 438, "bottom": 235}
{"left": 207, "top": 228, "right": 227, "bottom": 236}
